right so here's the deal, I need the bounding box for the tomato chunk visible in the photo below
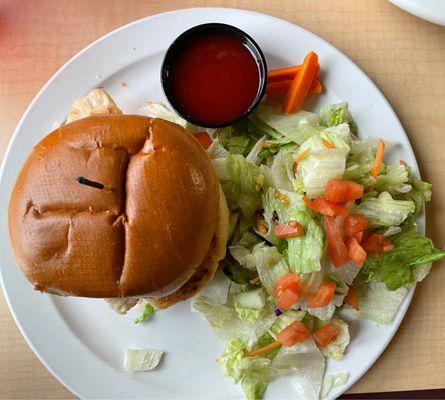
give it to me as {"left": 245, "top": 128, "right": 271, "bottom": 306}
{"left": 194, "top": 132, "right": 212, "bottom": 149}
{"left": 312, "top": 323, "right": 338, "bottom": 347}
{"left": 344, "top": 214, "right": 369, "bottom": 237}
{"left": 303, "top": 197, "right": 349, "bottom": 218}
{"left": 325, "top": 216, "right": 350, "bottom": 268}
{"left": 344, "top": 287, "right": 359, "bottom": 310}
{"left": 362, "top": 233, "right": 385, "bottom": 254}
{"left": 307, "top": 281, "right": 336, "bottom": 308}
{"left": 274, "top": 221, "right": 304, "bottom": 238}
{"left": 326, "top": 179, "right": 364, "bottom": 203}
{"left": 382, "top": 238, "right": 395, "bottom": 253}
{"left": 274, "top": 273, "right": 302, "bottom": 309}
{"left": 352, "top": 230, "right": 364, "bottom": 242}
{"left": 347, "top": 237, "right": 367, "bottom": 266}
{"left": 276, "top": 273, "right": 301, "bottom": 292}
{"left": 275, "top": 288, "right": 299, "bottom": 310}
{"left": 277, "top": 321, "right": 311, "bottom": 346}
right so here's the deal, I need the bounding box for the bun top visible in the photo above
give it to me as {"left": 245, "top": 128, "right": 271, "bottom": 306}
{"left": 8, "top": 115, "right": 220, "bottom": 298}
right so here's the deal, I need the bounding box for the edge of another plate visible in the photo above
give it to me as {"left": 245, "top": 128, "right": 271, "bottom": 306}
{"left": 388, "top": 0, "right": 445, "bottom": 26}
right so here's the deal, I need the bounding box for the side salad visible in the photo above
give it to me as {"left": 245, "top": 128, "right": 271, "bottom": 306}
{"left": 140, "top": 91, "right": 444, "bottom": 398}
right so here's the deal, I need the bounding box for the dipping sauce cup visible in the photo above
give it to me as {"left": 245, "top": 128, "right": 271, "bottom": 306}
{"left": 161, "top": 23, "right": 267, "bottom": 128}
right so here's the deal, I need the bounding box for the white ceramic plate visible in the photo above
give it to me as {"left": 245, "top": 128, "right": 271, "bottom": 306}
{"left": 0, "top": 8, "right": 422, "bottom": 399}
{"left": 388, "top": 0, "right": 445, "bottom": 26}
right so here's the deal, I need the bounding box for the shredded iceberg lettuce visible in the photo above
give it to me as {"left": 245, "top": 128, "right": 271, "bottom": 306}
{"left": 124, "top": 348, "right": 163, "bottom": 372}
{"left": 374, "top": 164, "right": 410, "bottom": 195}
{"left": 357, "top": 191, "right": 415, "bottom": 226}
{"left": 139, "top": 101, "right": 201, "bottom": 133}
{"left": 356, "top": 282, "right": 408, "bottom": 324}
{"left": 359, "top": 230, "right": 445, "bottom": 291}
{"left": 225, "top": 154, "right": 264, "bottom": 217}
{"left": 133, "top": 302, "right": 156, "bottom": 324}
{"left": 319, "top": 102, "right": 354, "bottom": 129}
{"left": 320, "top": 318, "right": 350, "bottom": 360}
{"left": 297, "top": 148, "right": 348, "bottom": 198}
{"left": 320, "top": 372, "right": 349, "bottom": 399}
{"left": 218, "top": 336, "right": 325, "bottom": 400}
{"left": 179, "top": 99, "right": 443, "bottom": 399}
{"left": 235, "top": 288, "right": 267, "bottom": 310}
{"left": 262, "top": 188, "right": 324, "bottom": 273}
{"left": 206, "top": 138, "right": 229, "bottom": 160}
{"left": 253, "top": 104, "right": 319, "bottom": 145}
{"left": 253, "top": 246, "right": 289, "bottom": 294}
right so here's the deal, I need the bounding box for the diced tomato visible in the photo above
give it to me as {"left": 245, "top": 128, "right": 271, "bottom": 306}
{"left": 312, "top": 323, "right": 338, "bottom": 347}
{"left": 362, "top": 233, "right": 385, "bottom": 254}
{"left": 344, "top": 287, "right": 359, "bottom": 310}
{"left": 303, "top": 197, "right": 349, "bottom": 218}
{"left": 352, "top": 230, "right": 364, "bottom": 242}
{"left": 325, "top": 216, "right": 350, "bottom": 268}
{"left": 274, "top": 273, "right": 302, "bottom": 309}
{"left": 347, "top": 237, "right": 367, "bottom": 266}
{"left": 275, "top": 288, "right": 299, "bottom": 310}
{"left": 307, "top": 281, "right": 336, "bottom": 308}
{"left": 344, "top": 214, "right": 369, "bottom": 237}
{"left": 276, "top": 273, "right": 301, "bottom": 293}
{"left": 335, "top": 213, "right": 347, "bottom": 240}
{"left": 194, "top": 132, "right": 212, "bottom": 149}
{"left": 277, "top": 321, "right": 311, "bottom": 346}
{"left": 299, "top": 281, "right": 310, "bottom": 296}
{"left": 274, "top": 221, "right": 304, "bottom": 238}
{"left": 326, "top": 179, "right": 364, "bottom": 203}
{"left": 382, "top": 238, "right": 395, "bottom": 253}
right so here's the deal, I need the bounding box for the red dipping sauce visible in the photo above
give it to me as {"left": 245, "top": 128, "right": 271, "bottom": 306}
{"left": 163, "top": 27, "right": 266, "bottom": 127}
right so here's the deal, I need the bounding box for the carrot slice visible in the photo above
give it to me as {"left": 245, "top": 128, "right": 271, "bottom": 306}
{"left": 266, "top": 80, "right": 293, "bottom": 96}
{"left": 244, "top": 341, "right": 281, "bottom": 357}
{"left": 322, "top": 138, "right": 335, "bottom": 149}
{"left": 255, "top": 210, "right": 267, "bottom": 235}
{"left": 309, "top": 78, "right": 323, "bottom": 94}
{"left": 294, "top": 149, "right": 310, "bottom": 164}
{"left": 266, "top": 79, "right": 322, "bottom": 96}
{"left": 283, "top": 52, "right": 319, "bottom": 114}
{"left": 292, "top": 149, "right": 310, "bottom": 176}
{"left": 370, "top": 140, "right": 385, "bottom": 178}
{"left": 267, "top": 65, "right": 302, "bottom": 83}
{"left": 256, "top": 221, "right": 267, "bottom": 235}
{"left": 250, "top": 277, "right": 261, "bottom": 285}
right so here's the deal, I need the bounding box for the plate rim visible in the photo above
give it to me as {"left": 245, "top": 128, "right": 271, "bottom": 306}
{"left": 0, "top": 7, "right": 420, "bottom": 399}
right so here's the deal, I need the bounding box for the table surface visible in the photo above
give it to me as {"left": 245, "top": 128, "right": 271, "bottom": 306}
{"left": 1, "top": 0, "right": 444, "bottom": 398}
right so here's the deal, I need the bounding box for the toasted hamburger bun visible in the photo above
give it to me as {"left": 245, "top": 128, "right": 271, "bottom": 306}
{"left": 8, "top": 114, "right": 227, "bottom": 299}
{"left": 149, "top": 184, "right": 229, "bottom": 308}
